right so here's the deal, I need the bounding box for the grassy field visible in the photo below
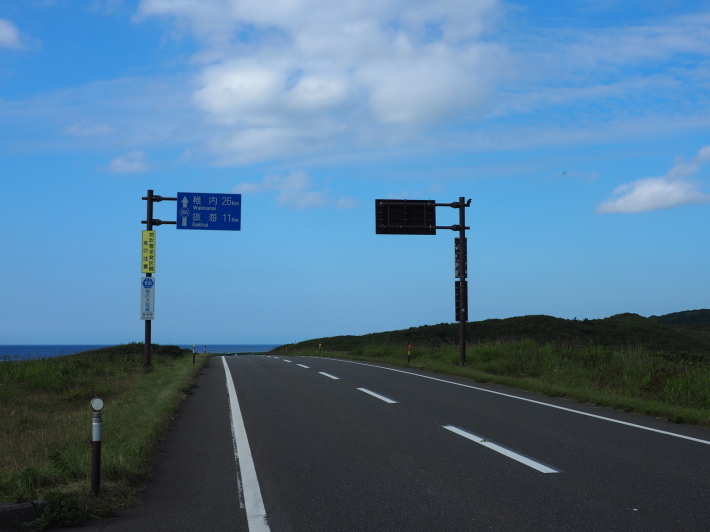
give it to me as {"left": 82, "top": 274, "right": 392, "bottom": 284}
{"left": 0, "top": 343, "right": 206, "bottom": 530}
{"left": 274, "top": 339, "right": 710, "bottom": 428}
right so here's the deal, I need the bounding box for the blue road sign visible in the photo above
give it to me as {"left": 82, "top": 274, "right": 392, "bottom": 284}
{"left": 141, "top": 276, "right": 155, "bottom": 320}
{"left": 176, "top": 193, "right": 241, "bottom": 231}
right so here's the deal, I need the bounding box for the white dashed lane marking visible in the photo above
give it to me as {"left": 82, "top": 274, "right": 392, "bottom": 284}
{"left": 443, "top": 425, "right": 560, "bottom": 474}
{"left": 357, "top": 388, "right": 398, "bottom": 404}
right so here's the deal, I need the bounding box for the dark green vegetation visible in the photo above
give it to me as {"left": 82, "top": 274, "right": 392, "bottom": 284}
{"left": 0, "top": 343, "right": 206, "bottom": 530}
{"left": 275, "top": 311, "right": 710, "bottom": 427}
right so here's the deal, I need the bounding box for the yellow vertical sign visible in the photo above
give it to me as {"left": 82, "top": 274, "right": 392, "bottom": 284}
{"left": 141, "top": 231, "right": 156, "bottom": 273}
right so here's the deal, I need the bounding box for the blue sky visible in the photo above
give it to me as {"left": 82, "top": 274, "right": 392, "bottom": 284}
{"left": 1, "top": 0, "right": 709, "bottom": 345}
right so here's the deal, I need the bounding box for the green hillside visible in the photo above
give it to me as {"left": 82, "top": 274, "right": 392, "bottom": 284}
{"left": 648, "top": 309, "right": 710, "bottom": 338}
{"left": 281, "top": 311, "right": 710, "bottom": 357}
{"left": 275, "top": 310, "right": 710, "bottom": 426}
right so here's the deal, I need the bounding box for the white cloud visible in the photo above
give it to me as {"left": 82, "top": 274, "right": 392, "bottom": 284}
{"left": 91, "top": 0, "right": 126, "bottom": 16}
{"left": 3, "top": 3, "right": 710, "bottom": 167}
{"left": 335, "top": 197, "right": 359, "bottom": 209}
{"left": 107, "top": 151, "right": 149, "bottom": 173}
{"left": 132, "top": 1, "right": 710, "bottom": 165}
{"left": 596, "top": 146, "right": 710, "bottom": 214}
{"left": 0, "top": 76, "right": 202, "bottom": 154}
{"left": 208, "top": 126, "right": 340, "bottom": 165}
{"left": 233, "top": 171, "right": 354, "bottom": 209}
{"left": 63, "top": 121, "right": 115, "bottom": 137}
{"left": 0, "top": 19, "right": 23, "bottom": 50}
{"left": 358, "top": 43, "right": 498, "bottom": 124}
{"left": 137, "top": 0, "right": 506, "bottom": 162}
{"left": 193, "top": 62, "right": 284, "bottom": 125}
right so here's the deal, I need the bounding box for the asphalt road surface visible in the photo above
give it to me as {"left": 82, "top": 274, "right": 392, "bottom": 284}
{"left": 67, "top": 354, "right": 710, "bottom": 531}
{"left": 226, "top": 355, "right": 710, "bottom": 532}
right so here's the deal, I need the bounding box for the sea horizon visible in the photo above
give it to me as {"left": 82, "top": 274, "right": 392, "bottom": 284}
{"left": 0, "top": 344, "right": 281, "bottom": 361}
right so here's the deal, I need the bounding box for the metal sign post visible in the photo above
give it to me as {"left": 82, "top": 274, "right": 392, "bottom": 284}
{"left": 141, "top": 190, "right": 177, "bottom": 367}
{"left": 375, "top": 197, "right": 471, "bottom": 365}
{"left": 456, "top": 197, "right": 468, "bottom": 366}
{"left": 139, "top": 190, "right": 241, "bottom": 367}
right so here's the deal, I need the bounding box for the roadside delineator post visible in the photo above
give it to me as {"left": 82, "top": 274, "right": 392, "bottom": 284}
{"left": 407, "top": 345, "right": 413, "bottom": 363}
{"left": 90, "top": 397, "right": 104, "bottom": 496}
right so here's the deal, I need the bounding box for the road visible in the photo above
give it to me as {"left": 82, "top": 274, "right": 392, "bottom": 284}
{"left": 225, "top": 354, "right": 710, "bottom": 531}
{"left": 68, "top": 354, "right": 710, "bottom": 531}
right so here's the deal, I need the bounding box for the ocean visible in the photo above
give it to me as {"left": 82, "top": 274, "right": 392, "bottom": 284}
{"left": 0, "top": 344, "right": 280, "bottom": 361}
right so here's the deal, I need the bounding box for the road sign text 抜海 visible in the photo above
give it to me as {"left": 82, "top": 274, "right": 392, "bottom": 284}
{"left": 141, "top": 277, "right": 155, "bottom": 320}
{"left": 176, "top": 193, "right": 241, "bottom": 231}
{"left": 141, "top": 230, "right": 156, "bottom": 273}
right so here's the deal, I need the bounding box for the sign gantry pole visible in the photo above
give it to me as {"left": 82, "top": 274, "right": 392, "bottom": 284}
{"left": 144, "top": 190, "right": 153, "bottom": 368}
{"left": 457, "top": 197, "right": 468, "bottom": 366}
{"left": 141, "top": 190, "right": 177, "bottom": 368}
{"left": 376, "top": 197, "right": 471, "bottom": 366}
{"left": 139, "top": 191, "right": 241, "bottom": 368}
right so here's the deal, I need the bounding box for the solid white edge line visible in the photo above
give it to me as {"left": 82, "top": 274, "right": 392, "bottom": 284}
{"left": 319, "top": 372, "right": 340, "bottom": 380}
{"left": 357, "top": 387, "right": 398, "bottom": 404}
{"left": 222, "top": 357, "right": 271, "bottom": 532}
{"left": 296, "top": 364, "right": 310, "bottom": 368}
{"left": 443, "top": 425, "right": 559, "bottom": 474}
{"left": 324, "top": 358, "right": 710, "bottom": 446}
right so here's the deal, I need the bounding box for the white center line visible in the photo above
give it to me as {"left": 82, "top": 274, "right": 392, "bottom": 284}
{"left": 221, "top": 357, "right": 271, "bottom": 532}
{"left": 357, "top": 388, "right": 399, "bottom": 404}
{"left": 326, "top": 358, "right": 710, "bottom": 446}
{"left": 319, "top": 372, "right": 340, "bottom": 380}
{"left": 444, "top": 425, "right": 560, "bottom": 474}
{"left": 296, "top": 364, "right": 310, "bottom": 368}
{"left": 283, "top": 359, "right": 293, "bottom": 363}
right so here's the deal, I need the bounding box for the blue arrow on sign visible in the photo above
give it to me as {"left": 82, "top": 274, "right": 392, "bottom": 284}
{"left": 176, "top": 192, "right": 241, "bottom": 231}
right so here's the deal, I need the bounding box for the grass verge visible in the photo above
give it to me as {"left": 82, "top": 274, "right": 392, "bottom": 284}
{"left": 0, "top": 343, "right": 207, "bottom": 530}
{"left": 276, "top": 340, "right": 710, "bottom": 428}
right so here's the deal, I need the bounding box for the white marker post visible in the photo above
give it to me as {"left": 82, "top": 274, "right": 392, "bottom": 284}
{"left": 90, "top": 397, "right": 104, "bottom": 496}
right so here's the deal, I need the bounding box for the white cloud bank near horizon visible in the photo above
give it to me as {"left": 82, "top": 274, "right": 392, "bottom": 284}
{"left": 596, "top": 146, "right": 710, "bottom": 214}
